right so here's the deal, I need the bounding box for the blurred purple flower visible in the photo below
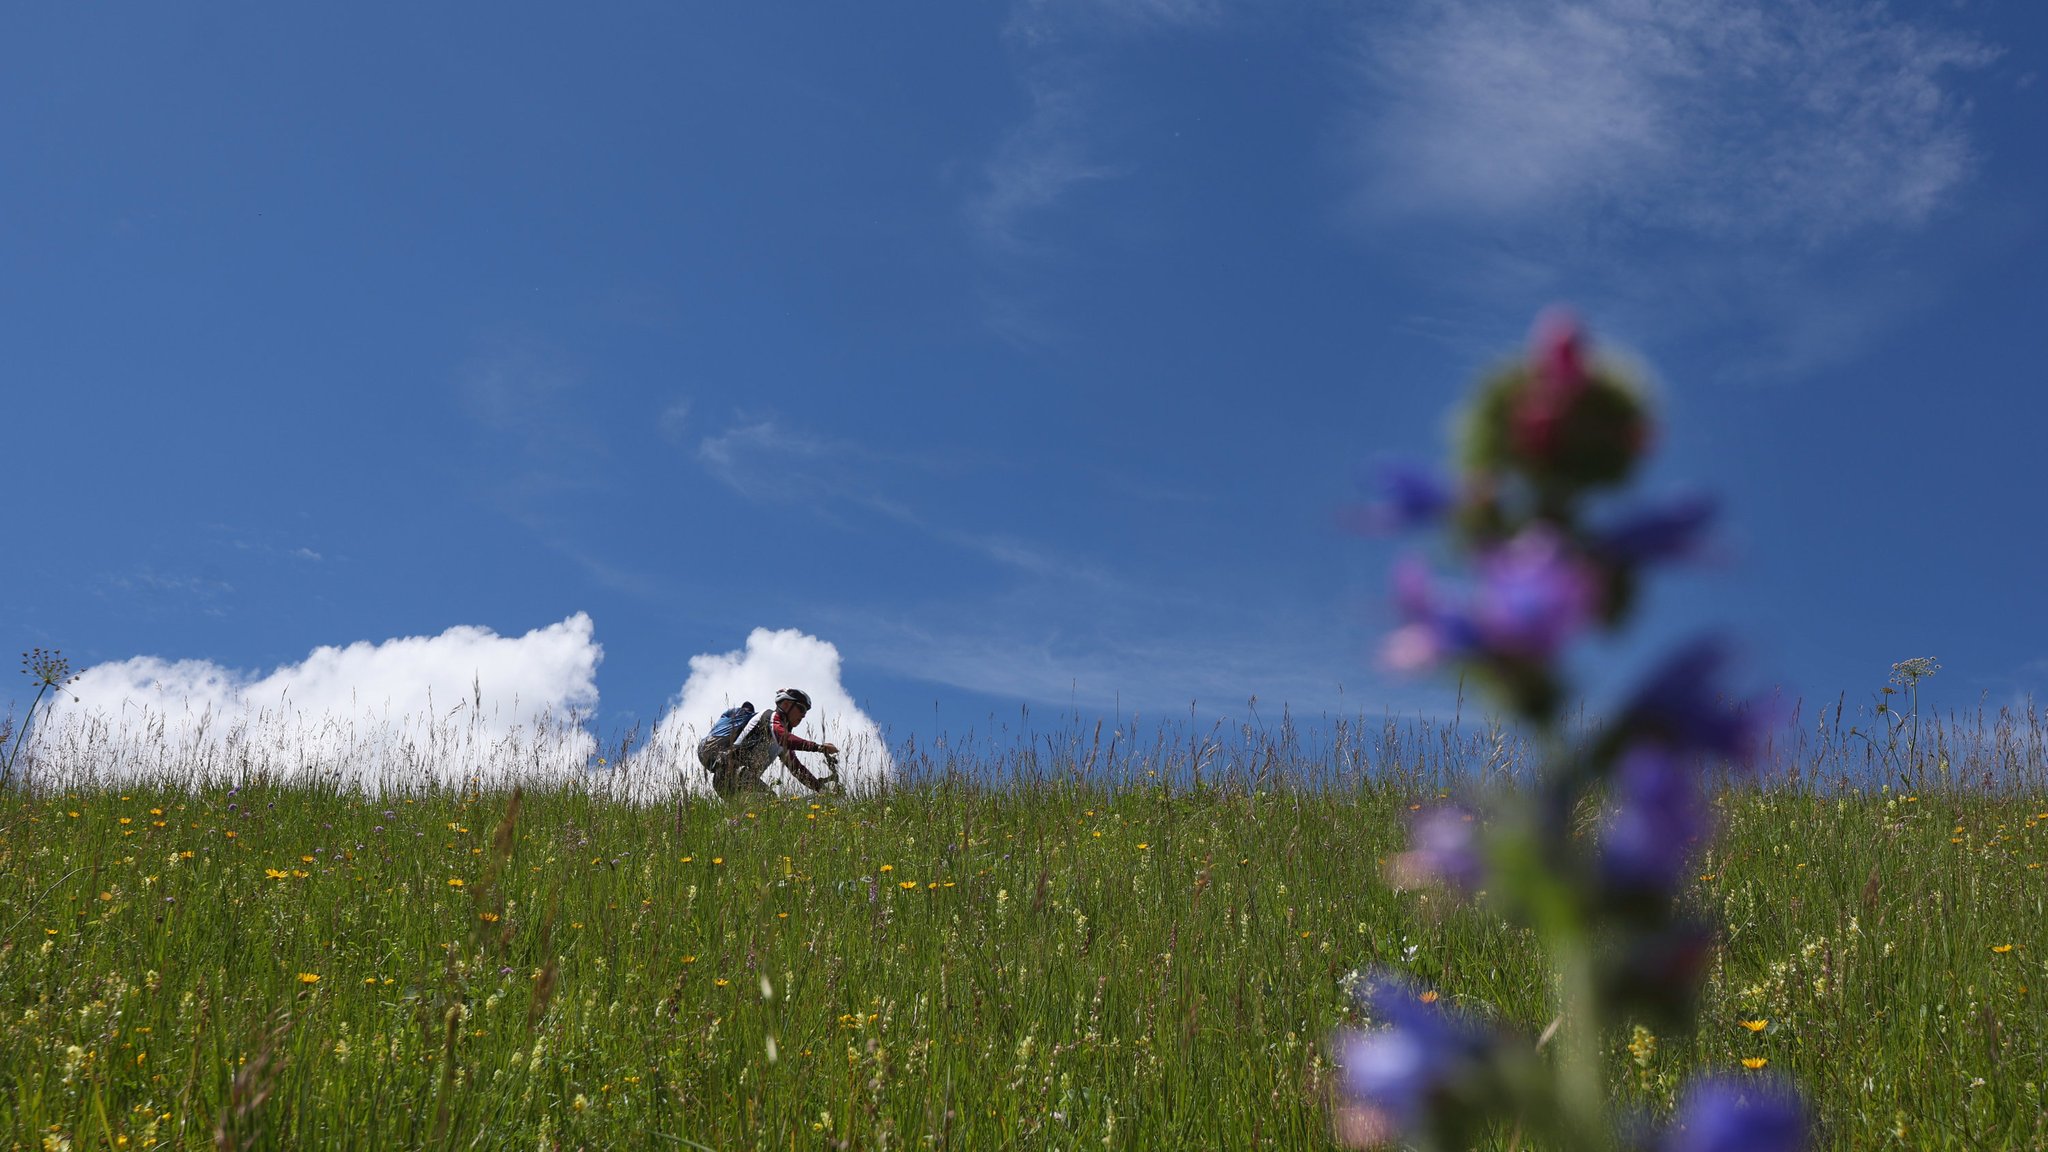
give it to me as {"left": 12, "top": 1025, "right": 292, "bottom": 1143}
{"left": 1595, "top": 496, "right": 1717, "bottom": 565}
{"left": 1348, "top": 462, "right": 1454, "bottom": 535}
{"left": 1389, "top": 806, "right": 1482, "bottom": 892}
{"left": 1335, "top": 973, "right": 1495, "bottom": 1137}
{"left": 1665, "top": 1076, "right": 1806, "bottom": 1152}
{"left": 1381, "top": 557, "right": 1480, "bottom": 673}
{"left": 1600, "top": 745, "right": 1707, "bottom": 895}
{"left": 1622, "top": 640, "right": 1770, "bottom": 762}
{"left": 1471, "top": 527, "right": 1597, "bottom": 660}
{"left": 1382, "top": 530, "right": 1594, "bottom": 671}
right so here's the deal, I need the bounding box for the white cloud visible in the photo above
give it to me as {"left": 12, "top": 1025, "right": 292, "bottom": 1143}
{"left": 658, "top": 398, "right": 692, "bottom": 444}
{"left": 1006, "top": 0, "right": 1223, "bottom": 47}
{"left": 970, "top": 60, "right": 1122, "bottom": 256}
{"left": 697, "top": 420, "right": 826, "bottom": 504}
{"left": 969, "top": 0, "right": 1226, "bottom": 280}
{"left": 16, "top": 618, "right": 896, "bottom": 800}
{"left": 1349, "top": 0, "right": 1996, "bottom": 240}
{"left": 26, "top": 615, "right": 603, "bottom": 792}
{"left": 629, "top": 628, "right": 894, "bottom": 797}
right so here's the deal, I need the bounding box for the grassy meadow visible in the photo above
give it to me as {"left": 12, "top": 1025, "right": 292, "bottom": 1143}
{"left": 2, "top": 707, "right": 2046, "bottom": 1150}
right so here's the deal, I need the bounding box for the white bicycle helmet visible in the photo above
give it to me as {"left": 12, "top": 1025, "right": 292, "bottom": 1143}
{"left": 775, "top": 687, "right": 813, "bottom": 710}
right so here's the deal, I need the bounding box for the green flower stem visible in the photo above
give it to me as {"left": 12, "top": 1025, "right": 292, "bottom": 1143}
{"left": 1555, "top": 937, "right": 1612, "bottom": 1152}
{"left": 0, "top": 682, "right": 50, "bottom": 788}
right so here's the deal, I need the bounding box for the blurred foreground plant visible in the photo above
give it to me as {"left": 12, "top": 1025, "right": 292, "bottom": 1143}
{"left": 1335, "top": 312, "right": 1803, "bottom": 1151}
{"left": 1, "top": 647, "right": 78, "bottom": 789}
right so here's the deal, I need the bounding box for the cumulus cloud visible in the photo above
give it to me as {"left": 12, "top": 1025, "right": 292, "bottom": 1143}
{"left": 1348, "top": 0, "right": 1996, "bottom": 240}
{"left": 26, "top": 615, "right": 603, "bottom": 792}
{"left": 630, "top": 628, "right": 894, "bottom": 797}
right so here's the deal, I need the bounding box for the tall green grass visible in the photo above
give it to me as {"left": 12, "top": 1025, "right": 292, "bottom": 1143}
{"left": 2, "top": 737, "right": 2044, "bottom": 1150}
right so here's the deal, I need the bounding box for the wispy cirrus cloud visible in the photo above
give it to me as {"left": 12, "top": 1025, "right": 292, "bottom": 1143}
{"left": 969, "top": 59, "right": 1123, "bottom": 259}
{"left": 696, "top": 419, "right": 1122, "bottom": 587}
{"left": 457, "top": 336, "right": 611, "bottom": 499}
{"left": 967, "top": 0, "right": 1232, "bottom": 339}
{"left": 971, "top": 0, "right": 1223, "bottom": 246}
{"left": 828, "top": 600, "right": 1446, "bottom": 721}
{"left": 1347, "top": 0, "right": 1997, "bottom": 241}
{"left": 1005, "top": 0, "right": 1224, "bottom": 47}
{"left": 1342, "top": 0, "right": 2000, "bottom": 378}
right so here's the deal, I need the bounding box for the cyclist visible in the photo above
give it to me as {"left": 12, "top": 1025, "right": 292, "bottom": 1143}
{"left": 701, "top": 687, "right": 840, "bottom": 798}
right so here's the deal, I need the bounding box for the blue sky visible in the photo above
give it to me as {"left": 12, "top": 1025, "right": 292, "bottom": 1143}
{"left": 4, "top": 1, "right": 2044, "bottom": 754}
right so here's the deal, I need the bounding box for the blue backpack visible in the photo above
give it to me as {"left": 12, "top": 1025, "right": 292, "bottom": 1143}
{"left": 706, "top": 702, "right": 756, "bottom": 744}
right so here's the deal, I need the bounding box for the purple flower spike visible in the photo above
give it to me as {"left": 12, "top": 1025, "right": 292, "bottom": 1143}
{"left": 1665, "top": 1076, "right": 1807, "bottom": 1152}
{"left": 1622, "top": 639, "right": 1770, "bottom": 762}
{"left": 1335, "top": 973, "right": 1494, "bottom": 1136}
{"left": 1390, "top": 806, "right": 1483, "bottom": 892}
{"left": 1596, "top": 495, "right": 1718, "bottom": 564}
{"left": 1472, "top": 527, "right": 1596, "bottom": 660}
{"left": 1601, "top": 745, "right": 1708, "bottom": 895}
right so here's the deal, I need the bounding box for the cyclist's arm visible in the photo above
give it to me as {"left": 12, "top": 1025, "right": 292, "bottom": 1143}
{"left": 779, "top": 746, "right": 829, "bottom": 791}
